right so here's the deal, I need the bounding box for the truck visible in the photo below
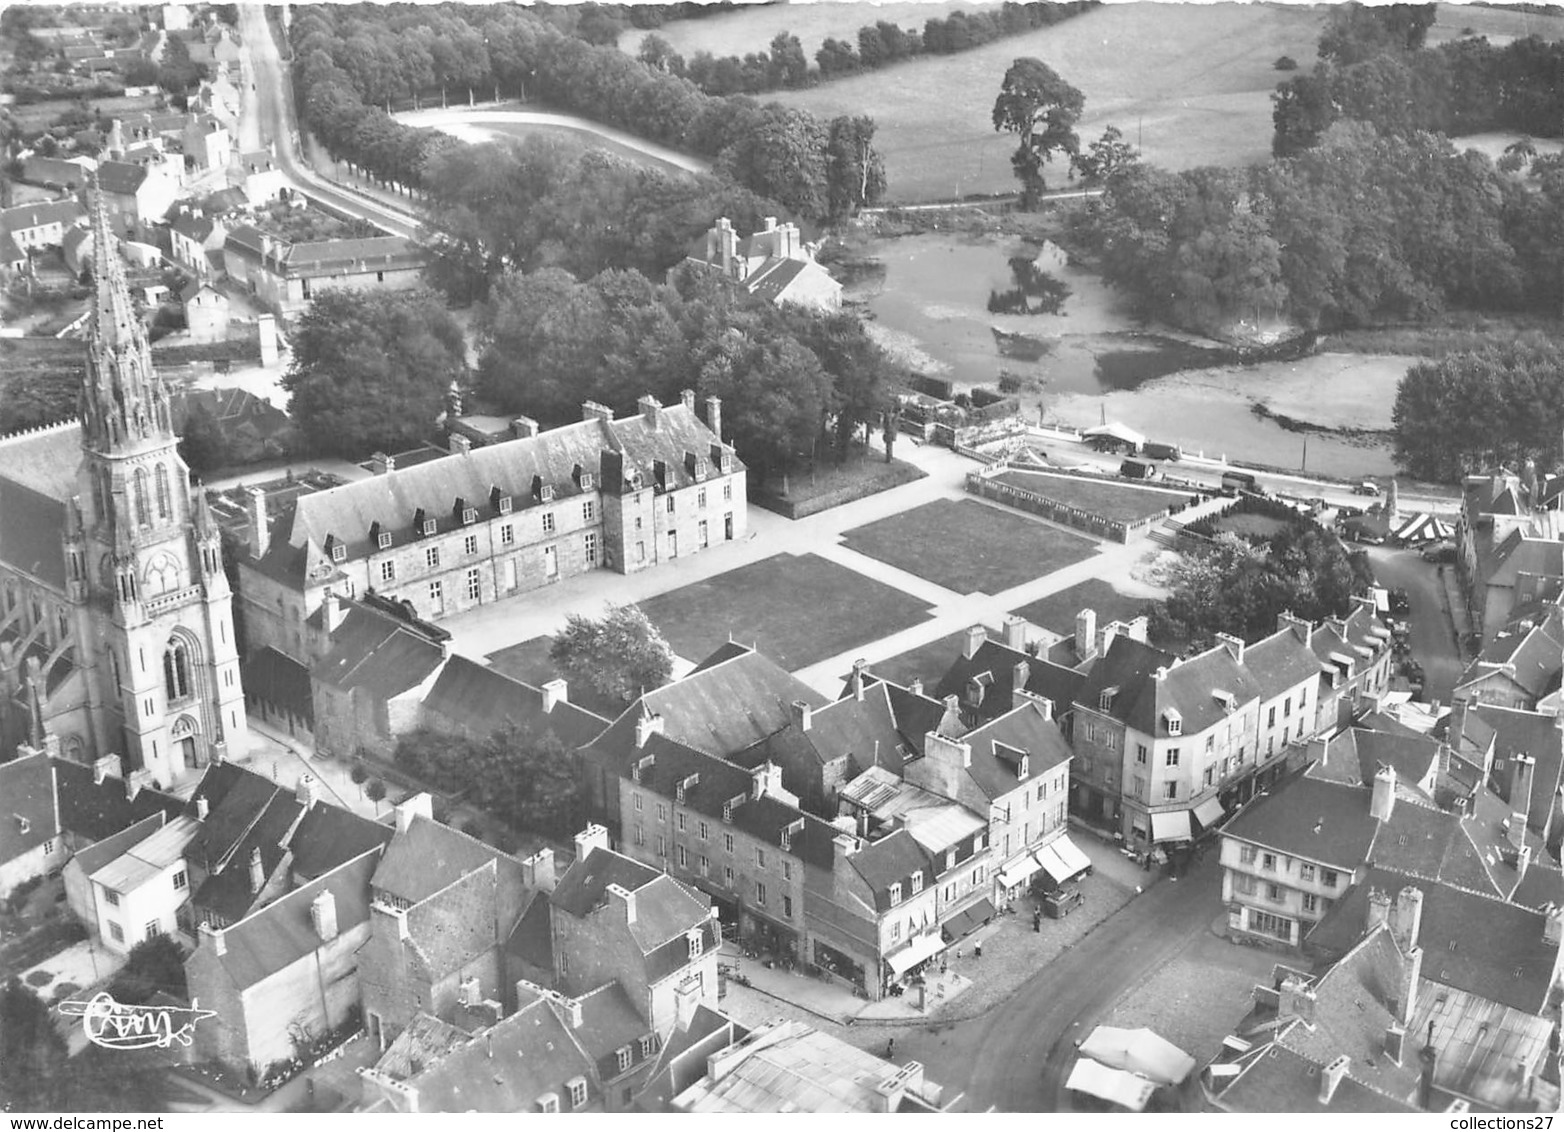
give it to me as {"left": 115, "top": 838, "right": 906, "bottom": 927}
{"left": 1142, "top": 441, "right": 1183, "bottom": 462}
{"left": 1120, "top": 457, "right": 1158, "bottom": 481}
{"left": 1220, "top": 470, "right": 1259, "bottom": 495}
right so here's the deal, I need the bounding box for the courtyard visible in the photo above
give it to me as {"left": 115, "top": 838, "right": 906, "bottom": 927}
{"left": 841, "top": 498, "right": 1098, "bottom": 595}
{"left": 638, "top": 552, "right": 934, "bottom": 671}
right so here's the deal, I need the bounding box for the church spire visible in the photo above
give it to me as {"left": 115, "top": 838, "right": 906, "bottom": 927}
{"left": 80, "top": 177, "right": 173, "bottom": 453}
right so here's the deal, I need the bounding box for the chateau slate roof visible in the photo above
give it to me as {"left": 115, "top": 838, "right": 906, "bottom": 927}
{"left": 191, "top": 787, "right": 303, "bottom": 922}
{"left": 1313, "top": 728, "right": 1442, "bottom": 790}
{"left": 51, "top": 758, "right": 184, "bottom": 842}
{"left": 1243, "top": 625, "right": 1325, "bottom": 699}
{"left": 1223, "top": 771, "right": 1378, "bottom": 869}
{"left": 848, "top": 828, "right": 933, "bottom": 912}
{"left": 551, "top": 847, "right": 710, "bottom": 956}
{"left": 1217, "top": 1043, "right": 1416, "bottom": 1113}
{"left": 0, "top": 231, "right": 22, "bottom": 264}
{"left": 955, "top": 702, "right": 1073, "bottom": 802}
{"left": 1471, "top": 704, "right": 1563, "bottom": 833}
{"left": 213, "top": 849, "right": 380, "bottom": 989}
{"left": 1459, "top": 609, "right": 1564, "bottom": 701}
{"left": 1488, "top": 537, "right": 1564, "bottom": 589}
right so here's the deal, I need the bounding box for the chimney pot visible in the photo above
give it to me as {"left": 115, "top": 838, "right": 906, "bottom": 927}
{"left": 1318, "top": 1054, "right": 1350, "bottom": 1105}
{"left": 851, "top": 659, "right": 867, "bottom": 702}
{"left": 573, "top": 823, "right": 610, "bottom": 862}
{"left": 606, "top": 882, "right": 637, "bottom": 925}
{"left": 962, "top": 624, "right": 986, "bottom": 659}
{"left": 790, "top": 700, "right": 812, "bottom": 732}
{"left": 310, "top": 889, "right": 338, "bottom": 941}
{"left": 196, "top": 795, "right": 210, "bottom": 820}
{"left": 1003, "top": 615, "right": 1027, "bottom": 650}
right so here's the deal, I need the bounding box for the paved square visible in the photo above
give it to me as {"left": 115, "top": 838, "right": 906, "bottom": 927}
{"left": 841, "top": 498, "right": 1097, "bottom": 595}
{"left": 1012, "top": 579, "right": 1156, "bottom": 637}
{"left": 638, "top": 553, "right": 933, "bottom": 671}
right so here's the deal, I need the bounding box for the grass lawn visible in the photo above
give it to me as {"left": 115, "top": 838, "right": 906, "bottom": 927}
{"left": 864, "top": 628, "right": 975, "bottom": 689}
{"left": 485, "top": 636, "right": 625, "bottom": 719}
{"left": 841, "top": 497, "right": 1097, "bottom": 595}
{"left": 1213, "top": 512, "right": 1289, "bottom": 539}
{"left": 448, "top": 118, "right": 698, "bottom": 177}
{"left": 991, "top": 470, "right": 1189, "bottom": 524}
{"left": 638, "top": 553, "right": 932, "bottom": 671}
{"left": 1011, "top": 578, "right": 1156, "bottom": 636}
{"left": 769, "top": 1, "right": 1325, "bottom": 202}
{"left": 617, "top": 1, "right": 1004, "bottom": 62}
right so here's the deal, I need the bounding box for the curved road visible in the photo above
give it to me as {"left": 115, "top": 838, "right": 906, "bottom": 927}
{"left": 888, "top": 855, "right": 1222, "bottom": 1111}
{"left": 396, "top": 106, "right": 710, "bottom": 176}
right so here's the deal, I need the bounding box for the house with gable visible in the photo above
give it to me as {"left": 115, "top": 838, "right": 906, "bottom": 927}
{"left": 0, "top": 199, "right": 85, "bottom": 253}
{"left": 91, "top": 160, "right": 178, "bottom": 237}
{"left": 1456, "top": 469, "right": 1564, "bottom": 643}
{"left": 236, "top": 395, "right": 742, "bottom": 666}
{"left": 932, "top": 618, "right": 1089, "bottom": 735}
{"left": 1453, "top": 602, "right": 1564, "bottom": 711}
{"left": 184, "top": 847, "right": 383, "bottom": 1076}
{"left": 86, "top": 813, "right": 200, "bottom": 954}
{"left": 358, "top": 795, "right": 540, "bottom": 1051}
{"left": 168, "top": 205, "right": 228, "bottom": 278}
{"left": 684, "top": 217, "right": 841, "bottom": 312}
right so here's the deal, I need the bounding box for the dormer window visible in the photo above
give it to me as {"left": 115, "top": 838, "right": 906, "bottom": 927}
{"left": 639, "top": 1035, "right": 656, "bottom": 1057}
{"left": 1099, "top": 686, "right": 1118, "bottom": 711}
{"left": 945, "top": 849, "right": 955, "bottom": 870}
{"left": 566, "top": 1078, "right": 587, "bottom": 1110}
{"left": 537, "top": 1093, "right": 559, "bottom": 1113}
{"left": 628, "top": 470, "right": 643, "bottom": 491}
{"left": 615, "top": 1047, "right": 632, "bottom": 1072}
{"left": 911, "top": 872, "right": 924, "bottom": 894}
{"left": 377, "top": 531, "right": 392, "bottom": 550}
{"left": 1165, "top": 709, "right": 1182, "bottom": 736}
{"left": 687, "top": 929, "right": 703, "bottom": 959}
{"left": 1018, "top": 755, "right": 1030, "bottom": 779}
{"left": 580, "top": 473, "right": 594, "bottom": 491}
{"left": 498, "top": 495, "right": 513, "bottom": 515}
{"left": 423, "top": 519, "right": 437, "bottom": 536}
{"left": 462, "top": 507, "right": 476, "bottom": 525}
{"left": 889, "top": 882, "right": 902, "bottom": 905}
{"left": 540, "top": 484, "right": 555, "bottom": 504}
{"left": 327, "top": 536, "right": 346, "bottom": 562}
{"left": 722, "top": 800, "right": 733, "bottom": 823}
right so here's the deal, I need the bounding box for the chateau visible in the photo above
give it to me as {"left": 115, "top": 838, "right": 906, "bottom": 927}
{"left": 0, "top": 187, "right": 248, "bottom": 787}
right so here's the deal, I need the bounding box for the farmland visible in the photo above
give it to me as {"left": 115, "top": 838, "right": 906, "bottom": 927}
{"left": 769, "top": 2, "right": 1325, "bottom": 202}
{"left": 617, "top": 1, "right": 1004, "bottom": 62}
{"left": 1425, "top": 0, "right": 1564, "bottom": 45}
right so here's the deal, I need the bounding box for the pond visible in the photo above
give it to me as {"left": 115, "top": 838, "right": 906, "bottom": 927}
{"left": 851, "top": 232, "right": 1407, "bottom": 478}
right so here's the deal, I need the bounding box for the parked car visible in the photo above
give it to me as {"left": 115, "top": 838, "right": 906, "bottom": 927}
{"left": 1389, "top": 588, "right": 1411, "bottom": 615}
{"left": 1354, "top": 480, "right": 1382, "bottom": 496}
{"left": 1143, "top": 441, "right": 1183, "bottom": 462}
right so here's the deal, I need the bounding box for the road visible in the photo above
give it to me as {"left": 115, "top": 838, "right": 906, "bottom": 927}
{"left": 889, "top": 854, "right": 1223, "bottom": 1111}
{"left": 235, "top": 4, "right": 422, "bottom": 238}
{"left": 1366, "top": 547, "right": 1466, "bottom": 705}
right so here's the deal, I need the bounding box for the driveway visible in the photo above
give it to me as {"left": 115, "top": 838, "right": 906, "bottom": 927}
{"left": 1365, "top": 547, "right": 1465, "bottom": 704}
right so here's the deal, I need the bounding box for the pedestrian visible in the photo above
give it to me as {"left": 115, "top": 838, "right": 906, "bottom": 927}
{"left": 887, "top": 1037, "right": 896, "bottom": 1060}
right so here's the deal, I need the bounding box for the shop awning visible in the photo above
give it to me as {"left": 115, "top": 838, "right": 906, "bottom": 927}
{"left": 1065, "top": 1058, "right": 1156, "bottom": 1112}
{"left": 886, "top": 932, "right": 945, "bottom": 976}
{"left": 1036, "top": 836, "right": 1092, "bottom": 886}
{"left": 998, "top": 852, "right": 1042, "bottom": 890}
{"left": 1079, "top": 1026, "right": 1196, "bottom": 1087}
{"left": 1150, "top": 809, "right": 1192, "bottom": 844}
{"left": 941, "top": 897, "right": 997, "bottom": 942}
{"left": 1192, "top": 795, "right": 1226, "bottom": 830}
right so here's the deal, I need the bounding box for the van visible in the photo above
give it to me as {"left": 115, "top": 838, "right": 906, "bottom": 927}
{"left": 1120, "top": 458, "right": 1158, "bottom": 481}
{"left": 1142, "top": 441, "right": 1182, "bottom": 462}
{"left": 1220, "top": 470, "right": 1259, "bottom": 495}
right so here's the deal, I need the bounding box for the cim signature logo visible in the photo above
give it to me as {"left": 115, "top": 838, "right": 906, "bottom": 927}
{"left": 57, "top": 992, "right": 218, "bottom": 1050}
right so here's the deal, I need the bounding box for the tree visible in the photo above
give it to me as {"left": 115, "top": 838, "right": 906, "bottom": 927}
{"left": 1071, "top": 125, "right": 1138, "bottom": 183}
{"left": 716, "top": 106, "right": 830, "bottom": 219}
{"left": 992, "top": 57, "right": 1085, "bottom": 206}
{"left": 178, "top": 401, "right": 227, "bottom": 477}
{"left": 824, "top": 114, "right": 886, "bottom": 219}
{"left": 0, "top": 977, "right": 66, "bottom": 1111}
{"left": 366, "top": 780, "right": 387, "bottom": 806}
{"left": 551, "top": 604, "right": 674, "bottom": 707}
{"left": 637, "top": 34, "right": 684, "bottom": 76}
{"left": 768, "top": 32, "right": 808, "bottom": 88}
{"left": 108, "top": 934, "right": 187, "bottom": 1005}
{"left": 282, "top": 289, "right": 466, "bottom": 459}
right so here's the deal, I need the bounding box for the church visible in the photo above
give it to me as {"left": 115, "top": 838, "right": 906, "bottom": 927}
{"left": 0, "top": 185, "right": 247, "bottom": 788}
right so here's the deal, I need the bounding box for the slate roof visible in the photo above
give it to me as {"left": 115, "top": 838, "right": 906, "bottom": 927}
{"left": 551, "top": 847, "right": 711, "bottom": 957}
{"left": 0, "top": 477, "right": 68, "bottom": 589}
{"left": 0, "top": 752, "right": 58, "bottom": 864}
{"left": 89, "top": 816, "right": 199, "bottom": 892}
{"left": 1310, "top": 604, "right": 1389, "bottom": 679}
{"left": 1312, "top": 728, "right": 1442, "bottom": 791}
{"left": 170, "top": 210, "right": 216, "bottom": 242}
{"left": 420, "top": 656, "right": 609, "bottom": 749}
{"left": 590, "top": 647, "right": 822, "bottom": 769}
{"left": 1459, "top": 609, "right": 1564, "bottom": 701}
{"left": 212, "top": 849, "right": 379, "bottom": 989}
{"left": 1223, "top": 770, "right": 1379, "bottom": 869}
{"left": 1243, "top": 624, "right": 1326, "bottom": 699}
{"left": 68, "top": 813, "right": 165, "bottom": 879}
{"left": 934, "top": 635, "right": 1086, "bottom": 728}
{"left": 0, "top": 422, "right": 81, "bottom": 503}
{"left": 1307, "top": 866, "right": 1559, "bottom": 1014}
{"left": 372, "top": 1012, "right": 470, "bottom": 1081}
{"left": 191, "top": 785, "right": 303, "bottom": 922}
{"left": 573, "top": 981, "right": 654, "bottom": 1082}
{"left": 390, "top": 996, "right": 598, "bottom": 1112}
{"left": 371, "top": 813, "right": 524, "bottom": 906}
{"left": 1488, "top": 537, "right": 1564, "bottom": 589}
{"left": 313, "top": 602, "right": 445, "bottom": 700}
{"left": 948, "top": 701, "right": 1073, "bottom": 803}
{"left": 287, "top": 801, "right": 392, "bottom": 882}
{"left": 1510, "top": 860, "right": 1564, "bottom": 911}
{"left": 848, "top": 828, "right": 933, "bottom": 913}
{"left": 1, "top": 200, "right": 85, "bottom": 233}
{"left": 279, "top": 236, "right": 423, "bottom": 275}
{"left": 0, "top": 231, "right": 22, "bottom": 264}
{"left": 20, "top": 157, "right": 92, "bottom": 188}
{"left": 1216, "top": 1042, "right": 1417, "bottom": 1113}
{"left": 1471, "top": 704, "right": 1563, "bottom": 834}
{"left": 51, "top": 758, "right": 184, "bottom": 842}
{"left": 95, "top": 160, "right": 148, "bottom": 196}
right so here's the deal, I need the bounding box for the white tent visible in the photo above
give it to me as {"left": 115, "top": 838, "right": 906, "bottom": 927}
{"left": 1065, "top": 1058, "right": 1157, "bottom": 1111}
{"left": 1083, "top": 421, "right": 1147, "bottom": 448}
{"left": 1078, "top": 1026, "right": 1197, "bottom": 1087}
{"left": 1392, "top": 513, "right": 1454, "bottom": 544}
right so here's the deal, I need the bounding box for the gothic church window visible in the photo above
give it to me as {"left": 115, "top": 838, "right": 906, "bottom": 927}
{"left": 133, "top": 468, "right": 150, "bottom": 526}
{"left": 164, "top": 639, "right": 191, "bottom": 702}
{"left": 155, "top": 465, "right": 171, "bottom": 520}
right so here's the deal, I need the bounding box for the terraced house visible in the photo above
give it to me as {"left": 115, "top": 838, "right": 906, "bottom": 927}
{"left": 237, "top": 394, "right": 743, "bottom": 664}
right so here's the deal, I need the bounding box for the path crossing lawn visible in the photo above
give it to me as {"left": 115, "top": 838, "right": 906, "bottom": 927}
{"left": 1011, "top": 579, "right": 1156, "bottom": 637}
{"left": 841, "top": 498, "right": 1097, "bottom": 595}
{"left": 638, "top": 553, "right": 932, "bottom": 672}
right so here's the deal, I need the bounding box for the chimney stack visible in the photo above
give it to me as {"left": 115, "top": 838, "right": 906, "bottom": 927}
{"left": 124, "top": 769, "right": 152, "bottom": 801}
{"left": 1075, "top": 609, "right": 1097, "bottom": 661}
{"left": 248, "top": 846, "right": 265, "bottom": 894}
{"left": 449, "top": 432, "right": 472, "bottom": 455}
{"left": 540, "top": 679, "right": 567, "bottom": 713}
{"left": 1003, "top": 615, "right": 1027, "bottom": 650}
{"left": 310, "top": 889, "right": 338, "bottom": 941}
{"left": 574, "top": 823, "right": 610, "bottom": 862}
{"left": 680, "top": 389, "right": 696, "bottom": 411}
{"left": 635, "top": 712, "right": 664, "bottom": 750}
{"left": 962, "top": 624, "right": 986, "bottom": 660}
{"left": 246, "top": 486, "right": 268, "bottom": 558}
{"left": 1418, "top": 1021, "right": 1437, "bottom": 1110}
{"left": 851, "top": 659, "right": 867, "bottom": 702}
{"left": 1544, "top": 903, "right": 1563, "bottom": 946}
{"left": 296, "top": 773, "right": 317, "bottom": 809}
{"left": 92, "top": 754, "right": 122, "bottom": 785}
{"left": 394, "top": 792, "right": 433, "bottom": 835}
{"left": 1386, "top": 1024, "right": 1406, "bottom": 1066}
{"left": 606, "top": 882, "right": 637, "bottom": 925}
{"left": 200, "top": 921, "right": 226, "bottom": 956}
{"left": 790, "top": 700, "right": 812, "bottom": 733}
{"left": 522, "top": 847, "right": 557, "bottom": 893}
{"left": 1371, "top": 764, "right": 1397, "bottom": 822}
{"left": 1510, "top": 754, "right": 1536, "bottom": 823}
{"left": 908, "top": 677, "right": 924, "bottom": 696}
{"left": 638, "top": 394, "right": 661, "bottom": 429}
{"left": 673, "top": 979, "right": 701, "bottom": 1031}
{"left": 1366, "top": 887, "right": 1391, "bottom": 934}
{"left": 368, "top": 452, "right": 395, "bottom": 476}
{"left": 1390, "top": 886, "right": 1423, "bottom": 954}
{"left": 322, "top": 588, "right": 345, "bottom": 634}
{"left": 1215, "top": 631, "right": 1245, "bottom": 665}
{"left": 1317, "top": 1054, "right": 1349, "bottom": 1105}
{"left": 1279, "top": 976, "right": 1317, "bottom": 1028}
{"left": 704, "top": 396, "right": 722, "bottom": 442}
{"left": 510, "top": 416, "right": 539, "bottom": 440}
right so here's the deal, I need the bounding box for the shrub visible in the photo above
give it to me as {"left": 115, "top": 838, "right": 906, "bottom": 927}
{"left": 365, "top": 780, "right": 387, "bottom": 804}
{"left": 349, "top": 764, "right": 368, "bottom": 785}
{"left": 1274, "top": 55, "right": 1297, "bottom": 70}
{"left": 25, "top": 970, "right": 52, "bottom": 987}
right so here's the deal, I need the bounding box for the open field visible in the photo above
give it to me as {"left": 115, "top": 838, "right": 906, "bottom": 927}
{"left": 639, "top": 552, "right": 932, "bottom": 671}
{"left": 617, "top": 1, "right": 1004, "bottom": 62}
{"left": 1427, "top": 1, "right": 1564, "bottom": 45}
{"left": 1011, "top": 578, "right": 1155, "bottom": 636}
{"left": 991, "top": 470, "right": 1190, "bottom": 523}
{"left": 771, "top": 2, "right": 1326, "bottom": 202}
{"left": 842, "top": 497, "right": 1097, "bottom": 594}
